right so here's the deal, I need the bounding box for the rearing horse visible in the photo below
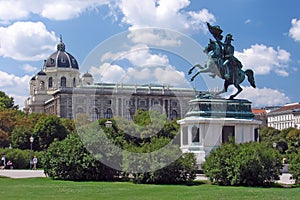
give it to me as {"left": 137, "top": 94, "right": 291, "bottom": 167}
{"left": 188, "top": 39, "right": 256, "bottom": 99}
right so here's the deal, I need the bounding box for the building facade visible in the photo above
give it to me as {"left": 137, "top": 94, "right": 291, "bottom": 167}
{"left": 267, "top": 102, "right": 300, "bottom": 130}
{"left": 25, "top": 38, "right": 197, "bottom": 120}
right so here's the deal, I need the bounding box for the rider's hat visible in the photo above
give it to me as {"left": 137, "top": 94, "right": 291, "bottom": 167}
{"left": 225, "top": 34, "right": 234, "bottom": 41}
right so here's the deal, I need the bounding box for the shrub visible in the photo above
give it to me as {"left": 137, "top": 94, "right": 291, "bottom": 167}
{"left": 0, "top": 148, "right": 42, "bottom": 169}
{"left": 289, "top": 152, "right": 300, "bottom": 184}
{"left": 202, "top": 142, "right": 282, "bottom": 186}
{"left": 123, "top": 137, "right": 197, "bottom": 184}
{"left": 42, "top": 134, "right": 118, "bottom": 181}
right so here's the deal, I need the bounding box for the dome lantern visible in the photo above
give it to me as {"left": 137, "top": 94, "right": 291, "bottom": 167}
{"left": 44, "top": 35, "right": 79, "bottom": 69}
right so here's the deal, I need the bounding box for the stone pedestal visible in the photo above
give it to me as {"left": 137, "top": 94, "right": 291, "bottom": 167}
{"left": 177, "top": 97, "right": 261, "bottom": 168}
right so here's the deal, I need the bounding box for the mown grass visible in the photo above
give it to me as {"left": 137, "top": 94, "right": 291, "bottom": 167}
{"left": 0, "top": 177, "right": 299, "bottom": 200}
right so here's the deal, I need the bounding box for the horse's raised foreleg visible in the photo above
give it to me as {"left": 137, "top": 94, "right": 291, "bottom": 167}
{"left": 188, "top": 64, "right": 203, "bottom": 75}
{"left": 229, "top": 84, "right": 243, "bottom": 100}
{"left": 190, "top": 71, "right": 201, "bottom": 81}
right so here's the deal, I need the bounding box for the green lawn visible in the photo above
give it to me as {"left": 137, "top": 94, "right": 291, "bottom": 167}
{"left": 0, "top": 177, "right": 299, "bottom": 200}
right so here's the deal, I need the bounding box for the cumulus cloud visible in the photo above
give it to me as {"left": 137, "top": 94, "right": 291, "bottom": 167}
{"left": 154, "top": 66, "right": 189, "bottom": 87}
{"left": 117, "top": 0, "right": 215, "bottom": 33}
{"left": 289, "top": 18, "right": 300, "bottom": 42}
{"left": 235, "top": 44, "right": 291, "bottom": 77}
{"left": 0, "top": 70, "right": 31, "bottom": 108}
{"left": 90, "top": 63, "right": 126, "bottom": 83}
{"left": 21, "top": 64, "right": 38, "bottom": 73}
{"left": 101, "top": 44, "right": 170, "bottom": 67}
{"left": 0, "top": 0, "right": 108, "bottom": 22}
{"left": 127, "top": 29, "right": 181, "bottom": 47}
{"left": 231, "top": 86, "right": 290, "bottom": 107}
{"left": 89, "top": 62, "right": 189, "bottom": 87}
{"left": 0, "top": 21, "right": 57, "bottom": 61}
{"left": 0, "top": 1, "right": 29, "bottom": 23}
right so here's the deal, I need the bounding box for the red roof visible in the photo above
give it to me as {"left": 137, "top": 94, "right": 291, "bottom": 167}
{"left": 270, "top": 103, "right": 300, "bottom": 114}
{"left": 252, "top": 109, "right": 267, "bottom": 115}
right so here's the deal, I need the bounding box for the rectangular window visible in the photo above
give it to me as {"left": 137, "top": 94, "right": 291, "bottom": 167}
{"left": 192, "top": 126, "right": 200, "bottom": 143}
{"left": 222, "top": 126, "right": 235, "bottom": 143}
{"left": 182, "top": 126, "right": 188, "bottom": 145}
{"left": 105, "top": 99, "right": 112, "bottom": 105}
{"left": 139, "top": 100, "right": 146, "bottom": 106}
{"left": 254, "top": 128, "right": 259, "bottom": 142}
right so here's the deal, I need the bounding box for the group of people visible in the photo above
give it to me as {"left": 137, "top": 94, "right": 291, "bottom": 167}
{"left": 1, "top": 154, "right": 38, "bottom": 170}
{"left": 1, "top": 154, "right": 12, "bottom": 169}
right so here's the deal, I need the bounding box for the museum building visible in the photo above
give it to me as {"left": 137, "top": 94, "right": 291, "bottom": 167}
{"left": 24, "top": 38, "right": 197, "bottom": 120}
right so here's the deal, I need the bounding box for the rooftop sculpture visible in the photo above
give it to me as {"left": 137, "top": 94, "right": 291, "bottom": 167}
{"left": 188, "top": 23, "right": 256, "bottom": 99}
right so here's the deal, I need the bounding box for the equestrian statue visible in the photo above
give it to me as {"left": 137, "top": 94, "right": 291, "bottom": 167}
{"left": 188, "top": 23, "right": 256, "bottom": 99}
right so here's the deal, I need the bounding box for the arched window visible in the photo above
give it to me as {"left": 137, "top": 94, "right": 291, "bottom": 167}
{"left": 77, "top": 107, "right": 84, "bottom": 113}
{"left": 73, "top": 78, "right": 76, "bottom": 87}
{"left": 40, "top": 81, "right": 45, "bottom": 90}
{"left": 170, "top": 110, "right": 178, "bottom": 120}
{"left": 48, "top": 77, "right": 53, "bottom": 88}
{"left": 61, "top": 77, "right": 66, "bottom": 87}
{"left": 91, "top": 108, "right": 100, "bottom": 121}
{"left": 104, "top": 108, "right": 113, "bottom": 118}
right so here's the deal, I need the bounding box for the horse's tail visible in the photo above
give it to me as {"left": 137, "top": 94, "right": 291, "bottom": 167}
{"left": 245, "top": 69, "right": 256, "bottom": 88}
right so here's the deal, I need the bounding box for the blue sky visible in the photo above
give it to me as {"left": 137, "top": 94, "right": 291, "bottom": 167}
{"left": 0, "top": 0, "right": 300, "bottom": 108}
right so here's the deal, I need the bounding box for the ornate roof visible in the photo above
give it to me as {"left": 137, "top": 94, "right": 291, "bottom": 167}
{"left": 44, "top": 36, "right": 79, "bottom": 69}
{"left": 37, "top": 70, "right": 47, "bottom": 76}
{"left": 82, "top": 72, "right": 93, "bottom": 78}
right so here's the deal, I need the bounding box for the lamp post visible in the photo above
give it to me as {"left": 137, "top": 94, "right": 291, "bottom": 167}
{"left": 273, "top": 142, "right": 277, "bottom": 149}
{"left": 105, "top": 120, "right": 112, "bottom": 128}
{"left": 29, "top": 136, "right": 34, "bottom": 169}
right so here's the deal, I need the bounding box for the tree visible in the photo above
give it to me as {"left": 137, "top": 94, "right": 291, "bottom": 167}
{"left": 289, "top": 151, "right": 300, "bottom": 184}
{"left": 0, "top": 91, "right": 18, "bottom": 110}
{"left": 11, "top": 126, "right": 34, "bottom": 149}
{"left": 0, "top": 109, "right": 24, "bottom": 147}
{"left": 34, "top": 115, "right": 68, "bottom": 150}
{"left": 285, "top": 128, "right": 300, "bottom": 154}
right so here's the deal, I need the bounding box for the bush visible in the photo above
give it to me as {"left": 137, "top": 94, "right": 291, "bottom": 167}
{"left": 202, "top": 142, "right": 282, "bottom": 186}
{"left": 289, "top": 152, "right": 300, "bottom": 184}
{"left": 42, "top": 134, "right": 119, "bottom": 181}
{"left": 123, "top": 137, "right": 197, "bottom": 184}
{"left": 0, "top": 148, "right": 42, "bottom": 169}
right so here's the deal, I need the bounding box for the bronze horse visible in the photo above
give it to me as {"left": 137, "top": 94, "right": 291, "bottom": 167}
{"left": 188, "top": 39, "right": 256, "bottom": 99}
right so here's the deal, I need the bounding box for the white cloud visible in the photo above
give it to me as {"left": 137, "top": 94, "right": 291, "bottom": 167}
{"left": 125, "top": 44, "right": 169, "bottom": 67}
{"left": 101, "top": 44, "right": 170, "bottom": 67}
{"left": 0, "top": 70, "right": 31, "bottom": 109}
{"left": 0, "top": 21, "right": 57, "bottom": 61}
{"left": 231, "top": 86, "right": 290, "bottom": 107}
{"left": 89, "top": 62, "right": 189, "bottom": 87}
{"left": 117, "top": 0, "right": 215, "bottom": 33}
{"left": 127, "top": 29, "right": 181, "bottom": 47}
{"left": 40, "top": 0, "right": 107, "bottom": 20}
{"left": 244, "top": 19, "right": 251, "bottom": 24}
{"left": 127, "top": 67, "right": 152, "bottom": 82}
{"left": 21, "top": 64, "right": 38, "bottom": 73}
{"left": 0, "top": 1, "right": 29, "bottom": 23}
{"left": 235, "top": 44, "right": 291, "bottom": 77}
{"left": 154, "top": 66, "right": 189, "bottom": 87}
{"left": 289, "top": 18, "right": 300, "bottom": 42}
{"left": 0, "top": 0, "right": 108, "bottom": 22}
{"left": 90, "top": 63, "right": 126, "bottom": 83}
